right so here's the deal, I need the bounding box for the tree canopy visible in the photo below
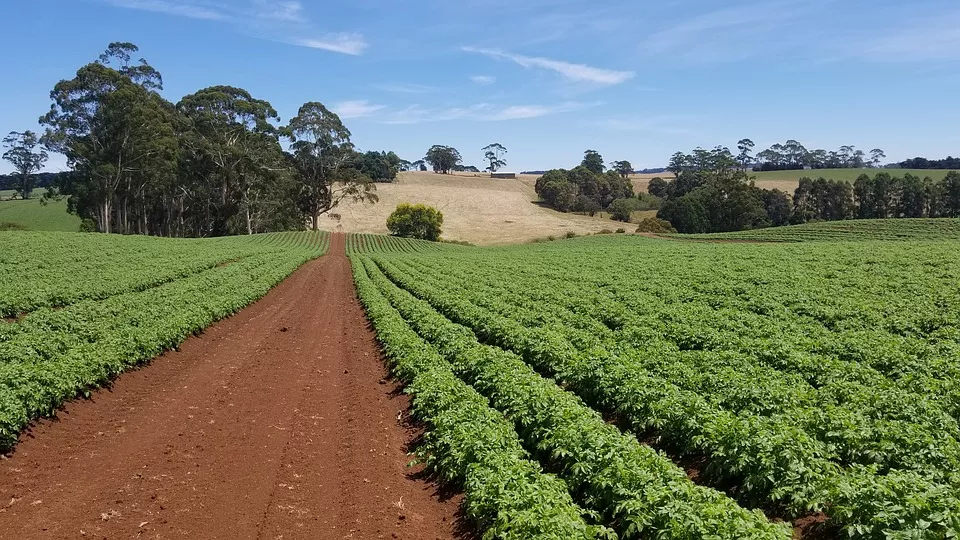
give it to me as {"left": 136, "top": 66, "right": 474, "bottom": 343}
{"left": 2, "top": 130, "right": 48, "bottom": 199}
{"left": 425, "top": 145, "right": 462, "bottom": 174}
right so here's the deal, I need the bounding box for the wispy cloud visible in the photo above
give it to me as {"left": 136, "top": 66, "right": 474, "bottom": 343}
{"left": 100, "top": 0, "right": 366, "bottom": 55}
{"left": 847, "top": 11, "right": 960, "bottom": 62}
{"left": 102, "top": 0, "right": 226, "bottom": 20}
{"left": 251, "top": 0, "right": 305, "bottom": 23}
{"left": 379, "top": 101, "right": 595, "bottom": 124}
{"left": 333, "top": 100, "right": 386, "bottom": 119}
{"left": 470, "top": 75, "right": 497, "bottom": 85}
{"left": 462, "top": 46, "right": 634, "bottom": 85}
{"left": 640, "top": 1, "right": 816, "bottom": 63}
{"left": 298, "top": 34, "right": 368, "bottom": 55}
{"left": 375, "top": 83, "right": 443, "bottom": 94}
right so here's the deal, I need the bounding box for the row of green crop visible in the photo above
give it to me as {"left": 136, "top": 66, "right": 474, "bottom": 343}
{"left": 360, "top": 257, "right": 791, "bottom": 539}
{"left": 0, "top": 230, "right": 328, "bottom": 317}
{"left": 675, "top": 218, "right": 960, "bottom": 242}
{"left": 350, "top": 256, "right": 606, "bottom": 539}
{"left": 345, "top": 233, "right": 446, "bottom": 255}
{"left": 397, "top": 255, "right": 960, "bottom": 477}
{"left": 0, "top": 231, "right": 327, "bottom": 451}
{"left": 369, "top": 250, "right": 960, "bottom": 539}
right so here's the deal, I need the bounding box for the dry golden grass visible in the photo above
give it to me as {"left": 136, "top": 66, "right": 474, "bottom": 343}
{"left": 317, "top": 171, "right": 632, "bottom": 245}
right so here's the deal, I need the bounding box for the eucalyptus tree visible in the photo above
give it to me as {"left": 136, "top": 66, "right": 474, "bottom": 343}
{"left": 581, "top": 149, "right": 604, "bottom": 174}
{"left": 2, "top": 131, "right": 48, "bottom": 199}
{"left": 177, "top": 86, "right": 289, "bottom": 235}
{"left": 284, "top": 102, "right": 378, "bottom": 230}
{"left": 482, "top": 142, "right": 508, "bottom": 172}
{"left": 40, "top": 43, "right": 177, "bottom": 233}
{"left": 611, "top": 160, "right": 633, "bottom": 179}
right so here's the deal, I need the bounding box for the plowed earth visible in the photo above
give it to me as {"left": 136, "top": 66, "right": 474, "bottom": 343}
{"left": 0, "top": 233, "right": 462, "bottom": 540}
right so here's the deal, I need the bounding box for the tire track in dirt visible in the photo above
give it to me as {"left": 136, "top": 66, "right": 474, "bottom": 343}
{"left": 0, "top": 233, "right": 462, "bottom": 539}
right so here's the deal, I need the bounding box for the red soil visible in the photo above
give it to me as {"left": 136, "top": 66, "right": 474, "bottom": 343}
{"left": 0, "top": 233, "right": 461, "bottom": 539}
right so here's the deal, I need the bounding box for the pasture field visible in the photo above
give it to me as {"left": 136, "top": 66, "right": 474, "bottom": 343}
{"left": 677, "top": 218, "right": 960, "bottom": 242}
{"left": 0, "top": 230, "right": 328, "bottom": 451}
{"left": 750, "top": 168, "right": 955, "bottom": 184}
{"left": 0, "top": 196, "right": 81, "bottom": 231}
{"left": 350, "top": 232, "right": 960, "bottom": 539}
{"left": 318, "top": 171, "right": 634, "bottom": 244}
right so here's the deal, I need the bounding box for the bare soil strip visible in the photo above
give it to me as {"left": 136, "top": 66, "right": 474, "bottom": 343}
{"left": 0, "top": 233, "right": 461, "bottom": 539}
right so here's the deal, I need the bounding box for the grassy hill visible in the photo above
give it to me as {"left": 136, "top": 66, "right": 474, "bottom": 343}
{"left": 0, "top": 192, "right": 80, "bottom": 232}
{"left": 318, "top": 171, "right": 636, "bottom": 245}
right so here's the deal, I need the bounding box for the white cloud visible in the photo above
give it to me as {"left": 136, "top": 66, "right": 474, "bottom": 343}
{"left": 102, "top": 0, "right": 226, "bottom": 20}
{"left": 379, "top": 101, "right": 593, "bottom": 124}
{"left": 100, "top": 0, "right": 366, "bottom": 55}
{"left": 333, "top": 100, "right": 386, "bottom": 119}
{"left": 470, "top": 75, "right": 496, "bottom": 85}
{"left": 462, "top": 46, "right": 634, "bottom": 85}
{"left": 251, "top": 0, "right": 305, "bottom": 23}
{"left": 298, "top": 34, "right": 368, "bottom": 55}
{"left": 375, "top": 83, "right": 442, "bottom": 94}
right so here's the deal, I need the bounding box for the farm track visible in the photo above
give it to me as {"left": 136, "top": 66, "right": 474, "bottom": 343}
{"left": 0, "top": 233, "right": 461, "bottom": 540}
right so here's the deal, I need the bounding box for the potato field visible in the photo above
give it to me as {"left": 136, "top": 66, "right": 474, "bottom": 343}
{"left": 0, "top": 231, "right": 328, "bottom": 450}
{"left": 349, "top": 233, "right": 960, "bottom": 539}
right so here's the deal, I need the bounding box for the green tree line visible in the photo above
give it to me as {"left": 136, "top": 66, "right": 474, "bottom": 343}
{"left": 650, "top": 146, "right": 960, "bottom": 233}
{"left": 31, "top": 42, "right": 402, "bottom": 236}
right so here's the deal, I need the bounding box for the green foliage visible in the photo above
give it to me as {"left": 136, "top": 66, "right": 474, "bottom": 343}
{"left": 634, "top": 217, "right": 676, "bottom": 233}
{"left": 2, "top": 130, "right": 48, "bottom": 200}
{"left": 386, "top": 203, "right": 443, "bottom": 241}
{"left": 0, "top": 222, "right": 26, "bottom": 231}
{"left": 677, "top": 218, "right": 960, "bottom": 242}
{"left": 355, "top": 150, "right": 401, "bottom": 183}
{"left": 482, "top": 143, "right": 508, "bottom": 173}
{"left": 609, "top": 198, "right": 639, "bottom": 222}
{"left": 0, "top": 231, "right": 329, "bottom": 451}
{"left": 535, "top": 165, "right": 633, "bottom": 214}
{"left": 581, "top": 150, "right": 604, "bottom": 174}
{"left": 424, "top": 145, "right": 462, "bottom": 174}
{"left": 349, "top": 234, "right": 960, "bottom": 539}
{"left": 350, "top": 258, "right": 606, "bottom": 539}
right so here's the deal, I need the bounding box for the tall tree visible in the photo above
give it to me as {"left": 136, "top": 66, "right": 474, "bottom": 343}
{"left": 869, "top": 149, "right": 886, "bottom": 168}
{"left": 178, "top": 86, "right": 287, "bottom": 235}
{"left": 284, "top": 102, "right": 378, "bottom": 230}
{"left": 482, "top": 142, "right": 508, "bottom": 173}
{"left": 611, "top": 160, "right": 633, "bottom": 179}
{"left": 40, "top": 44, "right": 178, "bottom": 234}
{"left": 424, "top": 145, "right": 462, "bottom": 174}
{"left": 736, "top": 138, "right": 755, "bottom": 172}
{"left": 2, "top": 131, "right": 48, "bottom": 199}
{"left": 581, "top": 149, "right": 604, "bottom": 174}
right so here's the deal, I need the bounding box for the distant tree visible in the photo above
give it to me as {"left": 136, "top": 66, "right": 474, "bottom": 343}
{"left": 581, "top": 149, "right": 605, "bottom": 174}
{"left": 869, "top": 149, "right": 886, "bottom": 168}
{"left": 285, "top": 101, "right": 378, "bottom": 230}
{"left": 356, "top": 150, "right": 402, "bottom": 182}
{"left": 410, "top": 159, "right": 427, "bottom": 172}
{"left": 667, "top": 152, "right": 688, "bottom": 178}
{"left": 736, "top": 138, "right": 755, "bottom": 171}
{"left": 424, "top": 145, "right": 462, "bottom": 174}
{"left": 942, "top": 171, "right": 960, "bottom": 217}
{"left": 647, "top": 177, "right": 669, "bottom": 199}
{"left": 611, "top": 160, "right": 633, "bottom": 179}
{"left": 482, "top": 142, "right": 508, "bottom": 173}
{"left": 386, "top": 203, "right": 443, "bottom": 240}
{"left": 2, "top": 130, "right": 48, "bottom": 199}
{"left": 610, "top": 197, "right": 638, "bottom": 222}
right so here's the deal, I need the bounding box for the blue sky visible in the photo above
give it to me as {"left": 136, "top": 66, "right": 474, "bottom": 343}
{"left": 2, "top": 0, "right": 959, "bottom": 174}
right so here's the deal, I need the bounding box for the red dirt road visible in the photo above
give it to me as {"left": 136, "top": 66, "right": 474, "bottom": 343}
{"left": 0, "top": 233, "right": 462, "bottom": 539}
